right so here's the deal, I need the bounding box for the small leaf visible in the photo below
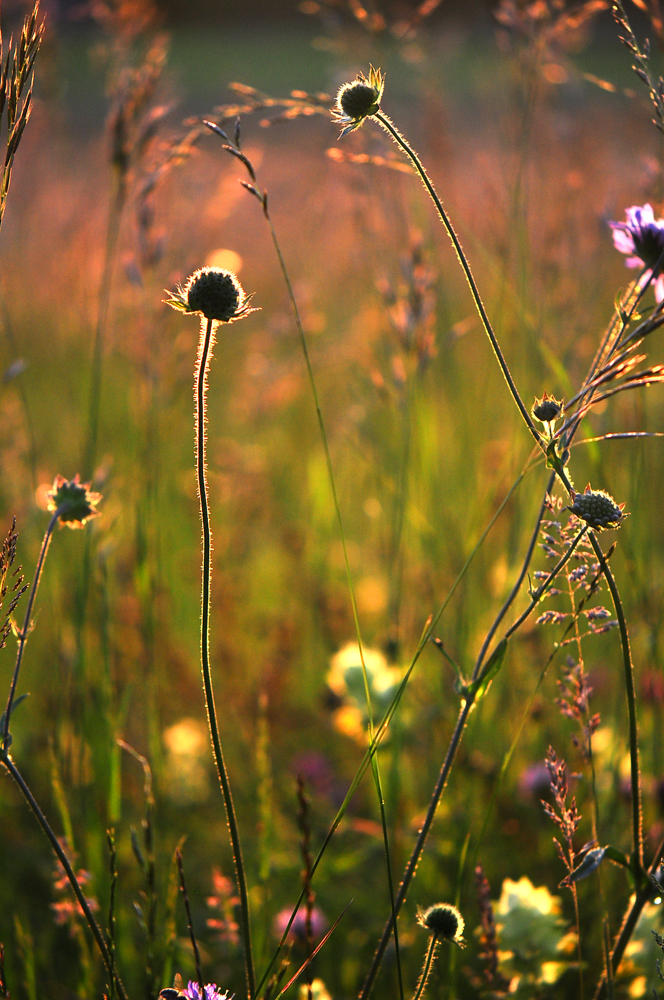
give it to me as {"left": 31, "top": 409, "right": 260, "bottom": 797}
{"left": 468, "top": 639, "right": 508, "bottom": 703}
{"left": 560, "top": 846, "right": 610, "bottom": 886}
{"left": 0, "top": 692, "right": 29, "bottom": 732}
{"left": 603, "top": 845, "right": 630, "bottom": 868}
{"left": 131, "top": 828, "right": 147, "bottom": 874}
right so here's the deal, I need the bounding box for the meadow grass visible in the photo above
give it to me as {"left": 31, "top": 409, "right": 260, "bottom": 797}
{"left": 2, "top": 2, "right": 664, "bottom": 999}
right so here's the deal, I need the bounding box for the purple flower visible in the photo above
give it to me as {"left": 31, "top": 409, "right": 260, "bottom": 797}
{"left": 183, "top": 983, "right": 229, "bottom": 1000}
{"left": 609, "top": 203, "right": 664, "bottom": 301}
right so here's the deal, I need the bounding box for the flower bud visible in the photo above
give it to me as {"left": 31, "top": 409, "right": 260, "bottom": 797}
{"left": 568, "top": 484, "right": 627, "bottom": 530}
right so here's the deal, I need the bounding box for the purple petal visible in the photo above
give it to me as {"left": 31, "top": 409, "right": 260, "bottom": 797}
{"left": 610, "top": 227, "right": 636, "bottom": 255}
{"left": 626, "top": 203, "right": 655, "bottom": 227}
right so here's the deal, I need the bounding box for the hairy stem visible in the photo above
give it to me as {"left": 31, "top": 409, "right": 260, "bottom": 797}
{"left": 195, "top": 315, "right": 255, "bottom": 999}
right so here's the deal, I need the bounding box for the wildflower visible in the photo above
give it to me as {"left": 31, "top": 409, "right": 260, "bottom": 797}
{"left": 417, "top": 903, "right": 466, "bottom": 947}
{"left": 165, "top": 267, "right": 257, "bottom": 323}
{"left": 609, "top": 203, "right": 664, "bottom": 301}
{"left": 532, "top": 393, "right": 563, "bottom": 424}
{"left": 333, "top": 66, "right": 384, "bottom": 137}
{"left": 182, "top": 983, "right": 229, "bottom": 1000}
{"left": 567, "top": 484, "right": 627, "bottom": 530}
{"left": 46, "top": 475, "right": 101, "bottom": 528}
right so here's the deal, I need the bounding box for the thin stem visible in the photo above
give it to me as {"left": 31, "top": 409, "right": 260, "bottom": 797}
{"left": 176, "top": 849, "right": 204, "bottom": 995}
{"left": 262, "top": 208, "right": 404, "bottom": 1000}
{"left": 3, "top": 508, "right": 60, "bottom": 749}
{"left": 82, "top": 173, "right": 125, "bottom": 479}
{"left": 473, "top": 469, "right": 554, "bottom": 677}
{"left": 359, "top": 700, "right": 472, "bottom": 1000}
{"left": 195, "top": 316, "right": 255, "bottom": 999}
{"left": 359, "top": 522, "right": 588, "bottom": 999}
{"left": 502, "top": 525, "right": 588, "bottom": 643}
{"left": 589, "top": 533, "right": 643, "bottom": 880}
{"left": 106, "top": 829, "right": 118, "bottom": 1000}
{"left": 0, "top": 750, "right": 127, "bottom": 1000}
{"left": 373, "top": 110, "right": 542, "bottom": 448}
{"left": 412, "top": 936, "right": 438, "bottom": 1000}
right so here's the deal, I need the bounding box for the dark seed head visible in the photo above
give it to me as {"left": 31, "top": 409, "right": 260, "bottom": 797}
{"left": 184, "top": 268, "right": 242, "bottom": 322}
{"left": 532, "top": 394, "right": 563, "bottom": 423}
{"left": 417, "top": 903, "right": 465, "bottom": 946}
{"left": 338, "top": 80, "right": 380, "bottom": 120}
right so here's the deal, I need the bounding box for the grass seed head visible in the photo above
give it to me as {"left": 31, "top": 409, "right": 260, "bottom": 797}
{"left": 165, "top": 267, "right": 257, "bottom": 323}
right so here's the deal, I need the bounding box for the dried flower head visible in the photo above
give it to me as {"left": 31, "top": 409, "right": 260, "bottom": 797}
{"left": 165, "top": 267, "right": 257, "bottom": 323}
{"left": 609, "top": 203, "right": 664, "bottom": 301}
{"left": 333, "top": 66, "right": 384, "bottom": 137}
{"left": 532, "top": 393, "right": 563, "bottom": 424}
{"left": 568, "top": 484, "right": 627, "bottom": 531}
{"left": 417, "top": 903, "right": 466, "bottom": 947}
{"left": 47, "top": 475, "right": 101, "bottom": 528}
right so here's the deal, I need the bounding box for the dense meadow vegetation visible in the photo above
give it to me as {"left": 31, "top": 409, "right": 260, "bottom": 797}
{"left": 3, "top": 1, "right": 664, "bottom": 998}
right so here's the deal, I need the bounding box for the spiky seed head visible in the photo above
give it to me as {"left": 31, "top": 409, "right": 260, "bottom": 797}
{"left": 532, "top": 393, "right": 563, "bottom": 423}
{"left": 47, "top": 475, "right": 101, "bottom": 528}
{"left": 339, "top": 81, "right": 378, "bottom": 119}
{"left": 568, "top": 484, "right": 627, "bottom": 530}
{"left": 333, "top": 66, "right": 384, "bottom": 136}
{"left": 417, "top": 903, "right": 466, "bottom": 947}
{"left": 164, "top": 267, "right": 257, "bottom": 323}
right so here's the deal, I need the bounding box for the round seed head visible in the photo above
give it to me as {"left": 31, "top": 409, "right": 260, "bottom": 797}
{"left": 186, "top": 268, "right": 241, "bottom": 321}
{"left": 339, "top": 80, "right": 379, "bottom": 120}
{"left": 333, "top": 66, "right": 384, "bottom": 135}
{"left": 47, "top": 475, "right": 101, "bottom": 528}
{"left": 165, "top": 267, "right": 257, "bottom": 324}
{"left": 532, "top": 394, "right": 563, "bottom": 423}
{"left": 417, "top": 903, "right": 465, "bottom": 946}
{"left": 568, "top": 485, "right": 627, "bottom": 530}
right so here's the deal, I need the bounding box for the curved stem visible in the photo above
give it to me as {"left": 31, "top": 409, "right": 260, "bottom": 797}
{"left": 473, "top": 469, "right": 554, "bottom": 678}
{"left": 195, "top": 316, "right": 255, "bottom": 999}
{"left": 588, "top": 532, "right": 643, "bottom": 880}
{"left": 412, "top": 936, "right": 438, "bottom": 1000}
{"left": 3, "top": 509, "right": 60, "bottom": 749}
{"left": 373, "top": 110, "right": 542, "bottom": 449}
{"left": 0, "top": 750, "right": 128, "bottom": 1000}
{"left": 593, "top": 833, "right": 664, "bottom": 1000}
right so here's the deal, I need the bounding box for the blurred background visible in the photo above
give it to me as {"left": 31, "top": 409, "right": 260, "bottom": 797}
{"left": 2, "top": 0, "right": 664, "bottom": 998}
